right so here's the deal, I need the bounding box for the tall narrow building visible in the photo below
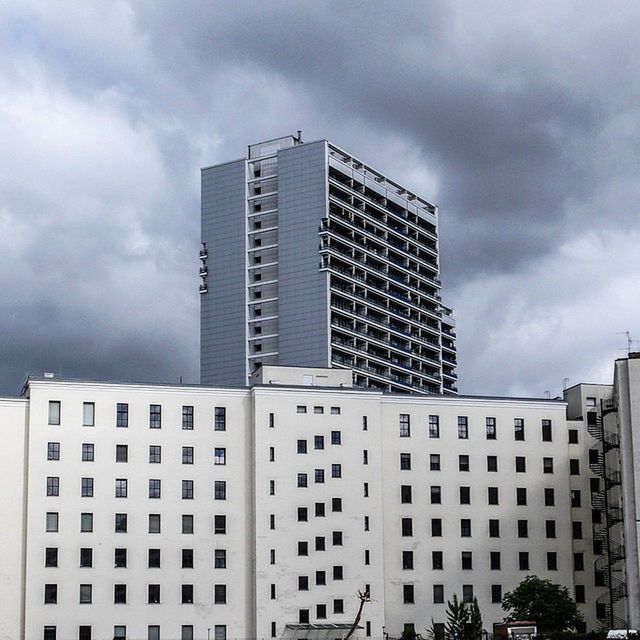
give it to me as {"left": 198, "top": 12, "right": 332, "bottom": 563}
{"left": 200, "top": 134, "right": 457, "bottom": 394}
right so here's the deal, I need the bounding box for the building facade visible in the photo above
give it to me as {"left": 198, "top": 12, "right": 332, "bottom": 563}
{"left": 5, "top": 362, "right": 639, "bottom": 640}
{"left": 200, "top": 135, "right": 457, "bottom": 395}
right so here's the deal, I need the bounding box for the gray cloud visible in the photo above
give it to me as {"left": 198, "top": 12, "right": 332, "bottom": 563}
{"left": 1, "top": 0, "right": 639, "bottom": 396}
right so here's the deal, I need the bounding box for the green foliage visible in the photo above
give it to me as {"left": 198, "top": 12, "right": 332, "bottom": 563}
{"left": 445, "top": 594, "right": 469, "bottom": 640}
{"left": 502, "top": 576, "right": 584, "bottom": 633}
{"left": 468, "top": 597, "right": 483, "bottom": 640}
{"left": 401, "top": 629, "right": 419, "bottom": 640}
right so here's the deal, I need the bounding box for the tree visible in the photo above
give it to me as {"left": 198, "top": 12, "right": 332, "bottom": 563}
{"left": 468, "top": 598, "right": 483, "bottom": 640}
{"left": 501, "top": 576, "right": 584, "bottom": 633}
{"left": 445, "top": 594, "right": 469, "bottom": 640}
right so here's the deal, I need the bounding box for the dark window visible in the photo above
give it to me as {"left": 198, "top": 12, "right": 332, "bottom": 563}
{"left": 214, "top": 549, "right": 226, "bottom": 568}
{"left": 334, "top": 598, "right": 344, "bottom": 614}
{"left": 490, "top": 551, "right": 501, "bottom": 570}
{"left": 331, "top": 464, "right": 342, "bottom": 478}
{"left": 115, "top": 478, "right": 127, "bottom": 498}
{"left": 297, "top": 473, "right": 307, "bottom": 488}
{"left": 115, "top": 444, "right": 128, "bottom": 463}
{"left": 79, "top": 584, "right": 92, "bottom": 604}
{"left": 574, "top": 552, "right": 584, "bottom": 571}
{"left": 214, "top": 584, "right": 226, "bottom": 604}
{"left": 400, "top": 453, "right": 411, "bottom": 470}
{"left": 403, "top": 584, "right": 415, "bottom": 604}
{"left": 432, "top": 518, "right": 442, "bottom": 536}
{"left": 572, "top": 490, "right": 582, "bottom": 508}
{"left": 519, "top": 552, "right": 529, "bottom": 570}
{"left": 458, "top": 416, "right": 468, "bottom": 439}
{"left": 115, "top": 548, "right": 127, "bottom": 568}
{"left": 332, "top": 497, "right": 342, "bottom": 512}
{"left": 81, "top": 443, "right": 94, "bottom": 462}
{"left": 430, "top": 486, "right": 442, "bottom": 504}
{"left": 458, "top": 455, "right": 470, "bottom": 471}
{"left": 399, "top": 414, "right": 410, "bottom": 437}
{"left": 47, "top": 442, "right": 60, "bottom": 460}
{"left": 80, "top": 512, "right": 93, "bottom": 532}
{"left": 488, "top": 487, "right": 499, "bottom": 505}
{"left": 432, "top": 550, "right": 443, "bottom": 570}
{"left": 402, "top": 518, "right": 413, "bottom": 536}
{"left": 315, "top": 571, "right": 326, "bottom": 585}
{"left": 183, "top": 584, "right": 194, "bottom": 604}
{"left": 182, "top": 548, "right": 194, "bottom": 568}
{"left": 575, "top": 585, "right": 585, "bottom": 603}
{"left": 45, "top": 547, "right": 58, "bottom": 567}
{"left": 149, "top": 404, "right": 161, "bottom": 429}
{"left": 332, "top": 531, "right": 343, "bottom": 546}
{"left": 315, "top": 468, "right": 325, "bottom": 484}
{"left": 514, "top": 418, "right": 525, "bottom": 441}
{"left": 182, "top": 446, "right": 194, "bottom": 464}
{"left": 79, "top": 626, "right": 91, "bottom": 640}
{"left": 315, "top": 536, "right": 325, "bottom": 551}
{"left": 461, "top": 551, "right": 472, "bottom": 570}
{"left": 182, "top": 514, "right": 194, "bottom": 534}
{"left": 299, "top": 610, "right": 309, "bottom": 624}
{"left": 47, "top": 476, "right": 59, "bottom": 496}
{"left": 332, "top": 565, "right": 343, "bottom": 580}
{"left": 570, "top": 459, "right": 581, "bottom": 475}
{"left": 462, "top": 585, "right": 474, "bottom": 603}
{"left": 545, "top": 520, "right": 556, "bottom": 538}
{"left": 44, "top": 627, "right": 56, "bottom": 640}
{"left": 214, "top": 481, "right": 226, "bottom": 500}
{"left": 517, "top": 520, "right": 528, "bottom": 538}
{"left": 401, "top": 485, "right": 412, "bottom": 504}
{"left": 491, "top": 584, "right": 502, "bottom": 603}
{"left": 116, "top": 403, "right": 128, "bottom": 428}
{"left": 148, "top": 584, "right": 161, "bottom": 604}
{"left": 298, "top": 541, "right": 309, "bottom": 556}
{"left": 545, "top": 488, "right": 555, "bottom": 506}
{"left": 487, "top": 456, "right": 498, "bottom": 472}
{"left": 297, "top": 507, "right": 308, "bottom": 522}
{"left": 429, "top": 415, "right": 440, "bottom": 438}
{"left": 148, "top": 479, "right": 161, "bottom": 499}
{"left": 543, "top": 457, "right": 554, "bottom": 473}
{"left": 331, "top": 431, "right": 341, "bottom": 445}
{"left": 403, "top": 550, "right": 414, "bottom": 570}
{"left": 489, "top": 519, "right": 500, "bottom": 537}
{"left": 44, "top": 584, "right": 58, "bottom": 603}
{"left": 433, "top": 584, "right": 444, "bottom": 604}
{"left": 568, "top": 429, "right": 579, "bottom": 444}
{"left": 214, "top": 407, "right": 226, "bottom": 431}
{"left": 80, "top": 547, "right": 93, "bottom": 567}
{"left": 114, "top": 584, "right": 127, "bottom": 604}
{"left": 148, "top": 445, "right": 161, "bottom": 463}
{"left": 572, "top": 521, "right": 583, "bottom": 539}
{"left": 362, "top": 416, "right": 368, "bottom": 430}
{"left": 316, "top": 604, "right": 327, "bottom": 619}
{"left": 182, "top": 405, "right": 194, "bottom": 430}
{"left": 114, "top": 513, "right": 127, "bottom": 533}
{"left": 460, "top": 486, "right": 471, "bottom": 504}
{"left": 315, "top": 502, "right": 325, "bottom": 517}
{"left": 148, "top": 548, "right": 161, "bottom": 568}
{"left": 486, "top": 417, "right": 497, "bottom": 439}
{"left": 430, "top": 454, "right": 441, "bottom": 471}
{"left": 515, "top": 456, "right": 526, "bottom": 472}
{"left": 516, "top": 487, "right": 527, "bottom": 505}
{"left": 296, "top": 439, "right": 307, "bottom": 453}
{"left": 542, "top": 419, "right": 552, "bottom": 442}
{"left": 214, "top": 515, "right": 226, "bottom": 534}
{"left": 460, "top": 519, "right": 471, "bottom": 537}
{"left": 298, "top": 576, "right": 309, "bottom": 590}
{"left": 547, "top": 552, "right": 558, "bottom": 570}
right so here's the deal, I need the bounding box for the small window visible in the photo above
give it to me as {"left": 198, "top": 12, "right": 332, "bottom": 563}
{"left": 316, "top": 603, "right": 327, "bottom": 619}
{"left": 81, "top": 477, "right": 94, "bottom": 497}
{"left": 458, "top": 455, "right": 470, "bottom": 471}
{"left": 568, "top": 429, "right": 579, "bottom": 444}
{"left": 315, "top": 468, "right": 325, "bottom": 483}
{"left": 82, "top": 403, "right": 95, "bottom": 427}
{"left": 491, "top": 584, "right": 502, "bottom": 603}
{"left": 462, "top": 585, "right": 474, "bottom": 603}
{"left": 182, "top": 514, "right": 194, "bottom": 534}
{"left": 149, "top": 404, "right": 161, "bottom": 429}
{"left": 486, "top": 417, "right": 496, "bottom": 439}
{"left": 431, "top": 518, "right": 442, "bottom": 536}
{"left": 115, "top": 444, "right": 128, "bottom": 463}
{"left": 297, "top": 440, "right": 308, "bottom": 454}
{"left": 315, "top": 536, "right": 325, "bottom": 551}
{"left": 45, "top": 547, "right": 58, "bottom": 567}
{"left": 430, "top": 486, "right": 441, "bottom": 504}
{"left": 401, "top": 485, "right": 412, "bottom": 504}
{"left": 461, "top": 551, "right": 473, "bottom": 570}
{"left": 182, "top": 548, "right": 194, "bottom": 568}
{"left": 574, "top": 552, "right": 584, "bottom": 571}
{"left": 81, "top": 443, "right": 94, "bottom": 462}
{"left": 332, "top": 497, "right": 342, "bottom": 512}
{"left": 314, "top": 406, "right": 324, "bottom": 414}
{"left": 315, "top": 502, "right": 325, "bottom": 517}
{"left": 182, "top": 480, "right": 194, "bottom": 499}
{"left": 517, "top": 519, "right": 528, "bottom": 538}
{"left": 148, "top": 479, "right": 161, "bottom": 498}
{"left": 298, "top": 541, "right": 309, "bottom": 556}
{"left": 116, "top": 403, "right": 128, "bottom": 428}
{"left": 47, "top": 476, "right": 60, "bottom": 496}
{"left": 334, "top": 598, "right": 344, "bottom": 614}
{"left": 214, "top": 448, "right": 226, "bottom": 465}
{"left": 214, "top": 626, "right": 226, "bottom": 640}
{"left": 148, "top": 584, "right": 161, "bottom": 604}
{"left": 298, "top": 507, "right": 308, "bottom": 522}
{"left": 457, "top": 416, "right": 468, "bottom": 439}
{"left": 403, "top": 550, "right": 414, "bottom": 570}
{"left": 115, "top": 548, "right": 127, "bottom": 567}
{"left": 572, "top": 521, "right": 583, "bottom": 539}
{"left": 460, "top": 518, "right": 472, "bottom": 537}
{"left": 459, "top": 486, "right": 471, "bottom": 504}
{"left": 80, "top": 512, "right": 93, "bottom": 532}
{"left": 48, "top": 401, "right": 61, "bottom": 425}
{"left": 214, "top": 514, "right": 226, "bottom": 534}
{"left": 332, "top": 565, "right": 343, "bottom": 580}
{"left": 433, "top": 584, "right": 444, "bottom": 604}
{"left": 148, "top": 626, "right": 160, "bottom": 640}
{"left": 148, "top": 513, "right": 161, "bottom": 534}
{"left": 298, "top": 576, "right": 309, "bottom": 591}
{"left": 182, "top": 626, "right": 194, "bottom": 640}
{"left": 331, "top": 431, "right": 341, "bottom": 445}
{"left": 44, "top": 627, "right": 57, "bottom": 640}
{"left": 214, "top": 480, "right": 227, "bottom": 500}
{"left": 314, "top": 435, "right": 324, "bottom": 450}
{"left": 515, "top": 456, "right": 526, "bottom": 472}
{"left": 331, "top": 406, "right": 341, "bottom": 415}
{"left": 570, "top": 459, "right": 581, "bottom": 475}
{"left": 514, "top": 418, "right": 525, "bottom": 441}
{"left": 519, "top": 551, "right": 529, "bottom": 570}
{"left": 489, "top": 519, "right": 500, "bottom": 537}
{"left": 432, "top": 550, "right": 443, "bottom": 570}
{"left": 297, "top": 473, "right": 308, "bottom": 488}
{"left": 44, "top": 583, "right": 58, "bottom": 604}
{"left": 430, "top": 453, "right": 441, "bottom": 471}
{"left": 429, "top": 415, "right": 440, "bottom": 438}
{"left": 182, "top": 446, "right": 194, "bottom": 464}
{"left": 399, "top": 414, "right": 410, "bottom": 437}
{"left": 400, "top": 453, "right": 411, "bottom": 470}
{"left": 114, "top": 513, "right": 126, "bottom": 533}
{"left": 488, "top": 487, "right": 499, "bottom": 505}
{"left": 149, "top": 445, "right": 162, "bottom": 464}
{"left": 114, "top": 585, "right": 127, "bottom": 604}
{"left": 403, "top": 584, "right": 415, "bottom": 604}
{"left": 401, "top": 518, "right": 413, "bottom": 536}
{"left": 115, "top": 478, "right": 128, "bottom": 498}
{"left": 572, "top": 490, "right": 582, "bottom": 508}
{"left": 545, "top": 520, "right": 556, "bottom": 538}
{"left": 543, "top": 457, "right": 554, "bottom": 474}
{"left": 47, "top": 442, "right": 60, "bottom": 460}
{"left": 547, "top": 551, "right": 558, "bottom": 570}
{"left": 182, "top": 405, "right": 194, "bottom": 430}
{"left": 487, "top": 456, "right": 497, "bottom": 472}
{"left": 296, "top": 405, "right": 307, "bottom": 414}
{"left": 362, "top": 416, "right": 368, "bottom": 430}
{"left": 542, "top": 419, "right": 553, "bottom": 441}
{"left": 586, "top": 396, "right": 597, "bottom": 407}
{"left": 490, "top": 551, "right": 501, "bottom": 570}
{"left": 215, "top": 407, "right": 226, "bottom": 431}
{"left": 544, "top": 487, "right": 555, "bottom": 506}
{"left": 214, "top": 549, "right": 226, "bottom": 568}
{"left": 331, "top": 463, "right": 342, "bottom": 478}
{"left": 79, "top": 584, "right": 92, "bottom": 603}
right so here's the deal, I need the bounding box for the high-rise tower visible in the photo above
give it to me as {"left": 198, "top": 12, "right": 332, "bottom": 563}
{"left": 200, "top": 134, "right": 457, "bottom": 394}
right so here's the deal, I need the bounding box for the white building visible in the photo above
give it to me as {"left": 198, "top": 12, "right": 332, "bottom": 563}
{"left": 2, "top": 361, "right": 639, "bottom": 640}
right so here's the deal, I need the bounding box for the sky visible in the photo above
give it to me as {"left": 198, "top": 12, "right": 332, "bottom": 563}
{"left": 1, "top": 0, "right": 639, "bottom": 398}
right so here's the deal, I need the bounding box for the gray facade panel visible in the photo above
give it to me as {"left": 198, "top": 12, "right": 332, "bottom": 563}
{"left": 277, "top": 141, "right": 329, "bottom": 367}
{"left": 200, "top": 160, "right": 247, "bottom": 386}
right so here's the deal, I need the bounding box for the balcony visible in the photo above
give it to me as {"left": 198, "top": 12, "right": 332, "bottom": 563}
{"left": 199, "top": 283, "right": 208, "bottom": 294}
{"left": 199, "top": 265, "right": 208, "bottom": 277}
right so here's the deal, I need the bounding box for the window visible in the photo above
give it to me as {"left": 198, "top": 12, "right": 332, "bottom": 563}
{"left": 488, "top": 487, "right": 499, "bottom": 505}
{"left": 315, "top": 502, "right": 325, "bottom": 517}
{"left": 489, "top": 519, "right": 500, "bottom": 537}
{"left": 297, "top": 507, "right": 308, "bottom": 522}
{"left": 296, "top": 405, "right": 307, "bottom": 414}
{"left": 149, "top": 404, "right": 161, "bottom": 429}
{"left": 430, "top": 454, "right": 441, "bottom": 471}
{"left": 149, "top": 445, "right": 161, "bottom": 463}
{"left": 182, "top": 446, "right": 194, "bottom": 464}
{"left": 48, "top": 401, "right": 61, "bottom": 425}
{"left": 269, "top": 480, "right": 275, "bottom": 495}
{"left": 432, "top": 550, "right": 443, "bottom": 570}
{"left": 44, "top": 583, "right": 57, "bottom": 603}
{"left": 545, "top": 520, "right": 556, "bottom": 538}
{"left": 214, "top": 515, "right": 226, "bottom": 534}
{"left": 515, "top": 456, "right": 526, "bottom": 472}
{"left": 572, "top": 521, "right": 583, "bottom": 539}
{"left": 433, "top": 584, "right": 444, "bottom": 604}
{"left": 182, "top": 514, "right": 194, "bottom": 534}
{"left": 519, "top": 552, "right": 529, "bottom": 570}
{"left": 574, "top": 552, "right": 584, "bottom": 571}
{"left": 269, "top": 413, "right": 275, "bottom": 428}
{"left": 47, "top": 442, "right": 60, "bottom": 460}
{"left": 331, "top": 406, "right": 341, "bottom": 415}
{"left": 148, "top": 627, "right": 160, "bottom": 640}
{"left": 332, "top": 565, "right": 343, "bottom": 580}
{"left": 460, "top": 486, "right": 471, "bottom": 504}
{"left": 214, "top": 480, "right": 226, "bottom": 500}
{"left": 517, "top": 520, "right": 528, "bottom": 538}
{"left": 148, "top": 584, "right": 161, "bottom": 604}
{"left": 570, "top": 459, "right": 581, "bottom": 475}
{"left": 115, "top": 479, "right": 128, "bottom": 498}
{"left": 401, "top": 518, "right": 413, "bottom": 536}
{"left": 44, "top": 627, "right": 56, "bottom": 640}
{"left": 47, "top": 476, "right": 59, "bottom": 497}
{"left": 542, "top": 419, "right": 552, "bottom": 441}
{"left": 362, "top": 416, "right": 368, "bottom": 430}
{"left": 586, "top": 396, "right": 597, "bottom": 407}
{"left": 460, "top": 519, "right": 471, "bottom": 537}
{"left": 299, "top": 610, "right": 310, "bottom": 624}
{"left": 430, "top": 486, "right": 441, "bottom": 504}
{"left": 403, "top": 550, "right": 414, "bottom": 570}
{"left": 331, "top": 430, "right": 341, "bottom": 445}
{"left": 334, "top": 598, "right": 344, "bottom": 614}
{"left": 82, "top": 402, "right": 95, "bottom": 427}
{"left": 298, "top": 541, "right": 309, "bottom": 556}
{"left": 182, "top": 480, "right": 194, "bottom": 499}
{"left": 215, "top": 407, "right": 226, "bottom": 431}
{"left": 80, "top": 547, "right": 93, "bottom": 567}
{"left": 568, "top": 429, "right": 579, "bottom": 444}
{"left": 182, "top": 548, "right": 194, "bottom": 568}
{"left": 315, "top": 536, "right": 325, "bottom": 551}
{"left": 182, "top": 627, "right": 194, "bottom": 640}
{"left": 79, "top": 584, "right": 92, "bottom": 604}
{"left": 116, "top": 403, "right": 128, "bottom": 428}
{"left": 516, "top": 487, "right": 527, "bottom": 505}
{"left": 114, "top": 513, "right": 127, "bottom": 533}
{"left": 487, "top": 455, "right": 498, "bottom": 472}
{"left": 462, "top": 585, "right": 474, "bottom": 603}
{"left": 490, "top": 551, "right": 501, "bottom": 570}
{"left": 429, "top": 415, "right": 440, "bottom": 438}
{"left": 547, "top": 552, "right": 558, "bottom": 570}
{"left": 486, "top": 417, "right": 496, "bottom": 439}
{"left": 400, "top": 453, "right": 411, "bottom": 470}
{"left": 514, "top": 418, "right": 525, "bottom": 441}
{"left": 543, "top": 457, "right": 554, "bottom": 473}
{"left": 317, "top": 604, "right": 327, "bottom": 619}
{"left": 544, "top": 487, "right": 555, "bottom": 506}
{"left": 269, "top": 447, "right": 275, "bottom": 461}
{"left": 114, "top": 584, "right": 127, "bottom": 603}
{"left": 575, "top": 585, "right": 585, "bottom": 603}
{"left": 297, "top": 439, "right": 307, "bottom": 454}
{"left": 431, "top": 518, "right": 442, "bottom": 536}
{"left": 461, "top": 551, "right": 473, "bottom": 570}
{"left": 182, "top": 405, "right": 194, "bottom": 430}
{"left": 79, "top": 626, "right": 91, "bottom": 640}
{"left": 115, "top": 548, "right": 127, "bottom": 567}
{"left": 491, "top": 584, "right": 502, "bottom": 603}
{"left": 458, "top": 455, "right": 470, "bottom": 471}
{"left": 363, "top": 450, "right": 368, "bottom": 464}
{"left": 214, "top": 448, "right": 226, "bottom": 465}
{"left": 316, "top": 571, "right": 326, "bottom": 585}
{"left": 115, "top": 444, "right": 128, "bottom": 463}
{"left": 215, "top": 549, "right": 227, "bottom": 568}
{"left": 332, "top": 531, "right": 343, "bottom": 546}
{"left": 403, "top": 584, "right": 415, "bottom": 604}
{"left": 81, "top": 443, "right": 94, "bottom": 462}
{"left": 148, "top": 513, "right": 161, "bottom": 534}
{"left": 315, "top": 468, "right": 325, "bottom": 483}
{"left": 214, "top": 626, "right": 226, "bottom": 640}
{"left": 331, "top": 464, "right": 342, "bottom": 478}
{"left": 399, "top": 414, "right": 410, "bottom": 437}
{"left": 181, "top": 584, "right": 193, "bottom": 604}
{"left": 401, "top": 485, "right": 412, "bottom": 504}
{"left": 80, "top": 512, "right": 93, "bottom": 532}
{"left": 314, "top": 406, "right": 324, "bottom": 414}
{"left": 149, "top": 479, "right": 161, "bottom": 498}
{"left": 297, "top": 473, "right": 308, "bottom": 488}
{"left": 458, "top": 416, "right": 468, "bottom": 439}
{"left": 571, "top": 490, "right": 582, "bottom": 508}
{"left": 45, "top": 547, "right": 58, "bottom": 567}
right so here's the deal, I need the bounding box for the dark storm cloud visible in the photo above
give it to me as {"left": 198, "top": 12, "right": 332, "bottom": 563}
{"left": 1, "top": 1, "right": 639, "bottom": 396}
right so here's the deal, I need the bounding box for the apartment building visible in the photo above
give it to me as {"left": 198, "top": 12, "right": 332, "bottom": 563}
{"left": 3, "top": 362, "right": 633, "bottom": 640}
{"left": 200, "top": 134, "right": 457, "bottom": 395}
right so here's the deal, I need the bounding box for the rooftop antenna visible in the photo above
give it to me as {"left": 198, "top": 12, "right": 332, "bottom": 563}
{"left": 297, "top": 130, "right": 303, "bottom": 142}
{"left": 617, "top": 330, "right": 634, "bottom": 354}
{"left": 544, "top": 390, "right": 551, "bottom": 399}
{"left": 562, "top": 377, "right": 570, "bottom": 390}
